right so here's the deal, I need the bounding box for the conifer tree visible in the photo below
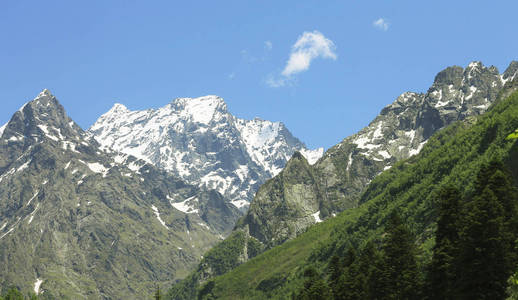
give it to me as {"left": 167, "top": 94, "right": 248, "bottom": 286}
{"left": 328, "top": 254, "right": 342, "bottom": 295}
{"left": 456, "top": 160, "right": 518, "bottom": 299}
{"left": 297, "top": 267, "right": 332, "bottom": 300}
{"left": 430, "top": 185, "right": 461, "bottom": 300}
{"left": 379, "top": 212, "right": 419, "bottom": 300}
{"left": 360, "top": 241, "right": 384, "bottom": 300}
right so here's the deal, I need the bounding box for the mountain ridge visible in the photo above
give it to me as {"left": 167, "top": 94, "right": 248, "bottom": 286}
{"left": 0, "top": 90, "right": 241, "bottom": 299}
{"left": 89, "top": 95, "right": 323, "bottom": 210}
{"left": 167, "top": 60, "right": 518, "bottom": 298}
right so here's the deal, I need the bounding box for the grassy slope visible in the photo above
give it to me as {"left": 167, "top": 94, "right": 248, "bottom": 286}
{"left": 207, "top": 87, "right": 518, "bottom": 299}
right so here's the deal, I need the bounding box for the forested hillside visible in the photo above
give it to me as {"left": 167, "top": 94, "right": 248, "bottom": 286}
{"left": 169, "top": 83, "right": 518, "bottom": 299}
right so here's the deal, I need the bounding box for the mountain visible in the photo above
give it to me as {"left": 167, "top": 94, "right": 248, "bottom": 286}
{"left": 0, "top": 90, "right": 240, "bottom": 299}
{"left": 88, "top": 95, "right": 323, "bottom": 210}
{"left": 167, "top": 61, "right": 518, "bottom": 298}
{"left": 171, "top": 68, "right": 518, "bottom": 300}
{"left": 237, "top": 60, "right": 518, "bottom": 248}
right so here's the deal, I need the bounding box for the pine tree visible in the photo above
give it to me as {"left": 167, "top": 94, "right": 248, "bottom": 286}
{"left": 379, "top": 212, "right": 419, "bottom": 300}
{"left": 430, "top": 185, "right": 461, "bottom": 300}
{"left": 360, "top": 241, "right": 384, "bottom": 300}
{"left": 456, "top": 161, "right": 518, "bottom": 299}
{"left": 328, "top": 254, "right": 342, "bottom": 295}
{"left": 297, "top": 267, "right": 333, "bottom": 300}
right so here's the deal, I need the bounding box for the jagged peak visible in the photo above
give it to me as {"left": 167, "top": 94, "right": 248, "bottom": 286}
{"left": 169, "top": 95, "right": 228, "bottom": 124}
{"left": 172, "top": 95, "right": 227, "bottom": 107}
{"left": 432, "top": 65, "right": 464, "bottom": 86}
{"left": 29, "top": 89, "right": 60, "bottom": 109}
{"left": 503, "top": 61, "right": 518, "bottom": 80}
{"left": 467, "top": 61, "right": 483, "bottom": 69}
{"left": 1, "top": 90, "right": 83, "bottom": 144}
{"left": 108, "top": 103, "right": 130, "bottom": 114}
{"left": 36, "top": 88, "right": 52, "bottom": 98}
{"left": 381, "top": 91, "right": 423, "bottom": 114}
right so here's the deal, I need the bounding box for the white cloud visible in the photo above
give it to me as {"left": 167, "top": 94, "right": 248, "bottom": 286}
{"left": 264, "top": 41, "right": 273, "bottom": 51}
{"left": 281, "top": 31, "right": 337, "bottom": 77}
{"left": 267, "top": 31, "right": 336, "bottom": 87}
{"left": 265, "top": 75, "right": 291, "bottom": 88}
{"left": 373, "top": 18, "right": 389, "bottom": 31}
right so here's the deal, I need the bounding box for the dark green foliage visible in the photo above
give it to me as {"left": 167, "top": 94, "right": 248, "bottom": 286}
{"left": 166, "top": 231, "right": 246, "bottom": 299}
{"left": 200, "top": 231, "right": 246, "bottom": 276}
{"left": 246, "top": 237, "right": 264, "bottom": 259}
{"left": 170, "top": 89, "right": 518, "bottom": 299}
{"left": 255, "top": 274, "right": 287, "bottom": 295}
{"left": 377, "top": 212, "right": 420, "bottom": 300}
{"left": 295, "top": 267, "right": 332, "bottom": 300}
{"left": 197, "top": 281, "right": 215, "bottom": 300}
{"left": 455, "top": 161, "right": 518, "bottom": 299}
{"left": 507, "top": 270, "right": 518, "bottom": 299}
{"left": 429, "top": 185, "right": 461, "bottom": 299}
{"left": 2, "top": 287, "right": 24, "bottom": 300}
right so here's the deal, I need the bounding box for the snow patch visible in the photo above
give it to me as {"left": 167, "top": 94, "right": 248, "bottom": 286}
{"left": 300, "top": 148, "right": 324, "bottom": 165}
{"left": 37, "top": 125, "right": 59, "bottom": 141}
{"left": 86, "top": 162, "right": 109, "bottom": 177}
{"left": 197, "top": 222, "right": 210, "bottom": 230}
{"left": 378, "top": 150, "right": 391, "bottom": 159}
{"left": 151, "top": 205, "right": 169, "bottom": 229}
{"left": 34, "top": 279, "right": 43, "bottom": 295}
{"left": 312, "top": 211, "right": 322, "bottom": 223}
{"left": 27, "top": 203, "right": 40, "bottom": 224}
{"left": 231, "top": 199, "right": 249, "bottom": 209}
{"left": 26, "top": 191, "right": 39, "bottom": 206}
{"left": 346, "top": 152, "right": 353, "bottom": 172}
{"left": 409, "top": 141, "right": 427, "bottom": 156}
{"left": 170, "top": 196, "right": 199, "bottom": 214}
{"left": 16, "top": 160, "right": 31, "bottom": 172}
{"left": 0, "top": 123, "right": 6, "bottom": 137}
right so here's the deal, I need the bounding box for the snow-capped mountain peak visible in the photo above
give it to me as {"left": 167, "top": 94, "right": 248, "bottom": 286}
{"left": 108, "top": 103, "right": 130, "bottom": 114}
{"left": 89, "top": 95, "right": 323, "bottom": 208}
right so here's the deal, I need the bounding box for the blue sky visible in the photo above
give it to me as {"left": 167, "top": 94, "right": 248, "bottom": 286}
{"left": 1, "top": 1, "right": 517, "bottom": 149}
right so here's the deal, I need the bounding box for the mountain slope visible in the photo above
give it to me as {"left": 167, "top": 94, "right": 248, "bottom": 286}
{"left": 167, "top": 61, "right": 518, "bottom": 298}
{"left": 88, "top": 95, "right": 323, "bottom": 210}
{"left": 190, "top": 72, "right": 518, "bottom": 300}
{"left": 0, "top": 90, "right": 240, "bottom": 299}
{"left": 237, "top": 61, "right": 518, "bottom": 247}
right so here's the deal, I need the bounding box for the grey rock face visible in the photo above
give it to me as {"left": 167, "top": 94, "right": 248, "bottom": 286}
{"left": 0, "top": 90, "right": 240, "bottom": 299}
{"left": 88, "top": 96, "right": 323, "bottom": 211}
{"left": 237, "top": 61, "right": 518, "bottom": 248}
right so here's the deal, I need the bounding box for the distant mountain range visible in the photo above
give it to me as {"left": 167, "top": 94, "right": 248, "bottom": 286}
{"left": 2, "top": 60, "right": 517, "bottom": 299}
{"left": 0, "top": 90, "right": 320, "bottom": 298}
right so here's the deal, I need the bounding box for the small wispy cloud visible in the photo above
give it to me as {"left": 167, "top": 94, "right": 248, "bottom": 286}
{"left": 373, "top": 18, "right": 389, "bottom": 31}
{"left": 228, "top": 72, "right": 236, "bottom": 80}
{"left": 267, "top": 30, "right": 337, "bottom": 87}
{"left": 264, "top": 41, "right": 273, "bottom": 51}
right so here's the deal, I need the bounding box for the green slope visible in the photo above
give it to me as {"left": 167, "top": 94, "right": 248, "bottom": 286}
{"left": 193, "top": 86, "right": 518, "bottom": 299}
